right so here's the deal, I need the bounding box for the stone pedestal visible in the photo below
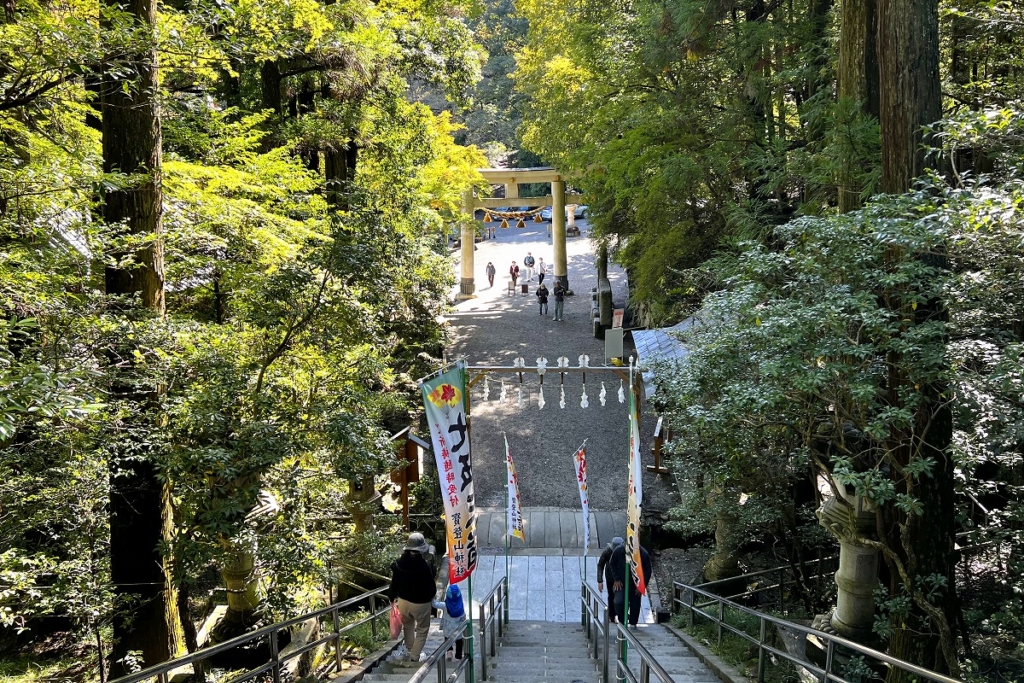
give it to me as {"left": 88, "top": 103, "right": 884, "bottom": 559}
{"left": 815, "top": 481, "right": 879, "bottom": 642}
{"left": 701, "top": 508, "right": 741, "bottom": 585}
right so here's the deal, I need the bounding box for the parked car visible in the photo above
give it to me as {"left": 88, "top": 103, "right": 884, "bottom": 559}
{"left": 540, "top": 205, "right": 588, "bottom": 221}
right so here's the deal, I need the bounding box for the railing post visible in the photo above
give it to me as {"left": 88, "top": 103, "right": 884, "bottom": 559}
{"left": 778, "top": 569, "right": 784, "bottom": 608}
{"left": 615, "top": 626, "right": 626, "bottom": 683}
{"left": 158, "top": 672, "right": 169, "bottom": 683}
{"left": 498, "top": 586, "right": 504, "bottom": 638}
{"left": 602, "top": 603, "right": 610, "bottom": 683}
{"left": 686, "top": 590, "right": 694, "bottom": 628}
{"left": 437, "top": 657, "right": 446, "bottom": 683}
{"left": 268, "top": 626, "right": 283, "bottom": 683}
{"left": 823, "top": 639, "right": 835, "bottom": 683}
{"left": 716, "top": 600, "right": 724, "bottom": 647}
{"left": 641, "top": 660, "right": 650, "bottom": 683}
{"left": 479, "top": 602, "right": 488, "bottom": 681}
{"left": 489, "top": 596, "right": 497, "bottom": 657}
{"left": 757, "top": 616, "right": 766, "bottom": 683}
{"left": 369, "top": 594, "right": 378, "bottom": 640}
{"left": 333, "top": 606, "right": 344, "bottom": 672}
{"left": 581, "top": 584, "right": 587, "bottom": 629}
{"left": 503, "top": 575, "right": 510, "bottom": 626}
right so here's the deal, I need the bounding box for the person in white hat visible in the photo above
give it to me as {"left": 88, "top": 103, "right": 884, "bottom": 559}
{"left": 388, "top": 532, "right": 437, "bottom": 662}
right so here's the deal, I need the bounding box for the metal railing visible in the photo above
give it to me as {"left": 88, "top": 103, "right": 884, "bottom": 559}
{"left": 693, "top": 555, "right": 838, "bottom": 607}
{"left": 111, "top": 585, "right": 392, "bottom": 683}
{"left": 476, "top": 576, "right": 510, "bottom": 681}
{"left": 580, "top": 579, "right": 674, "bottom": 683}
{"left": 672, "top": 581, "right": 963, "bottom": 683}
{"left": 406, "top": 628, "right": 473, "bottom": 683}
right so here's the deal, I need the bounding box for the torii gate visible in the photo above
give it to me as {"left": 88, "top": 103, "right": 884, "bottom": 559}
{"left": 459, "top": 167, "right": 583, "bottom": 297}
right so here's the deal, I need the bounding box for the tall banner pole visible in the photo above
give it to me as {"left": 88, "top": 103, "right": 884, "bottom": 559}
{"left": 505, "top": 435, "right": 525, "bottom": 625}
{"left": 570, "top": 440, "right": 590, "bottom": 584}
{"left": 465, "top": 377, "right": 475, "bottom": 683}
{"left": 421, "top": 362, "right": 478, "bottom": 683}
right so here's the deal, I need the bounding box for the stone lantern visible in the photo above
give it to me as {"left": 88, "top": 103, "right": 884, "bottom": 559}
{"left": 813, "top": 474, "right": 879, "bottom": 642}
{"left": 346, "top": 475, "right": 382, "bottom": 533}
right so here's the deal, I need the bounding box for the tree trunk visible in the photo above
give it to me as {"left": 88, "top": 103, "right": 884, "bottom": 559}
{"left": 837, "top": 0, "right": 879, "bottom": 213}
{"left": 877, "top": 0, "right": 942, "bottom": 194}
{"left": 876, "top": 1, "right": 958, "bottom": 675}
{"left": 100, "top": 0, "right": 183, "bottom": 671}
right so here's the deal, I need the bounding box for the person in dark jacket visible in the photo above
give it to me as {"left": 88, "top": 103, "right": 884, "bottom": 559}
{"left": 509, "top": 261, "right": 520, "bottom": 287}
{"left": 608, "top": 542, "right": 653, "bottom": 626}
{"left": 485, "top": 262, "right": 496, "bottom": 288}
{"left": 536, "top": 283, "right": 549, "bottom": 315}
{"left": 597, "top": 536, "right": 624, "bottom": 622}
{"left": 388, "top": 533, "right": 437, "bottom": 661}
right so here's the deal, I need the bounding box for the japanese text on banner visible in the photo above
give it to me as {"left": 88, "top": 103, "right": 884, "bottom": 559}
{"left": 422, "top": 364, "right": 478, "bottom": 584}
{"left": 505, "top": 435, "right": 525, "bottom": 541}
{"left": 571, "top": 443, "right": 590, "bottom": 552}
{"left": 626, "top": 383, "right": 646, "bottom": 595}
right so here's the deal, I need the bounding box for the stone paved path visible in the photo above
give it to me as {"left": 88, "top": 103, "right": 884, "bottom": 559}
{"left": 443, "top": 217, "right": 672, "bottom": 624}
{"left": 447, "top": 217, "right": 672, "bottom": 513}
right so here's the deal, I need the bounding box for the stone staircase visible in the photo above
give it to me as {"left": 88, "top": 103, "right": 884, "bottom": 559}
{"left": 488, "top": 621, "right": 601, "bottom": 682}
{"left": 356, "top": 620, "right": 723, "bottom": 683}
{"left": 625, "top": 624, "right": 721, "bottom": 683}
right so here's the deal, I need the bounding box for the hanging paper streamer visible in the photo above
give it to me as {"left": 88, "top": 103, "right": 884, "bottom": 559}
{"left": 560, "top": 385, "right": 566, "bottom": 409}
{"left": 517, "top": 385, "right": 525, "bottom": 409}
{"left": 538, "top": 386, "right": 546, "bottom": 410}
{"left": 500, "top": 380, "right": 507, "bottom": 402}
{"left": 600, "top": 382, "right": 607, "bottom": 407}
{"left": 483, "top": 376, "right": 490, "bottom": 401}
{"left": 618, "top": 379, "right": 625, "bottom": 404}
{"left": 580, "top": 384, "right": 589, "bottom": 408}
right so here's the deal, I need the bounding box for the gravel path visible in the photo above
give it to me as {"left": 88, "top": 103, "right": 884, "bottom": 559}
{"left": 445, "top": 220, "right": 676, "bottom": 515}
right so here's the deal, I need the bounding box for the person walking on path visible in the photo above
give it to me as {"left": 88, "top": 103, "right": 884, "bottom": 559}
{"left": 608, "top": 542, "right": 653, "bottom": 627}
{"left": 388, "top": 533, "right": 437, "bottom": 662}
{"left": 509, "top": 261, "right": 520, "bottom": 288}
{"left": 597, "top": 536, "right": 624, "bottom": 623}
{"left": 432, "top": 584, "right": 467, "bottom": 660}
{"left": 485, "top": 261, "right": 496, "bottom": 288}
{"left": 536, "top": 283, "right": 549, "bottom": 316}
{"left": 523, "top": 252, "right": 536, "bottom": 281}
{"left": 552, "top": 281, "right": 566, "bottom": 321}
{"left": 537, "top": 258, "right": 547, "bottom": 285}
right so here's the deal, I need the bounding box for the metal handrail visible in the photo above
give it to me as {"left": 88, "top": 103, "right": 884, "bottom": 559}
{"left": 111, "top": 585, "right": 392, "bottom": 683}
{"left": 672, "top": 581, "right": 963, "bottom": 683}
{"left": 614, "top": 622, "right": 676, "bottom": 683}
{"left": 581, "top": 579, "right": 613, "bottom": 683}
{"left": 476, "top": 576, "right": 510, "bottom": 681}
{"left": 580, "top": 579, "right": 676, "bottom": 683}
{"left": 407, "top": 628, "right": 473, "bottom": 683}
{"left": 691, "top": 555, "right": 839, "bottom": 607}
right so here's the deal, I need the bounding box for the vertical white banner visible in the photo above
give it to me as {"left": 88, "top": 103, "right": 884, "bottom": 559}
{"left": 571, "top": 443, "right": 590, "bottom": 552}
{"left": 505, "top": 435, "right": 526, "bottom": 541}
{"left": 627, "top": 384, "right": 646, "bottom": 595}
{"left": 422, "top": 363, "right": 478, "bottom": 584}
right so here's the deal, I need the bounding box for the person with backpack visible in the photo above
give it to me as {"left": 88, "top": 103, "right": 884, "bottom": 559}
{"left": 388, "top": 533, "right": 437, "bottom": 662}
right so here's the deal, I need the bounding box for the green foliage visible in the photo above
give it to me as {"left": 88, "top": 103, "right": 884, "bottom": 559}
{"left": 1, "top": 0, "right": 485, "bottom": 666}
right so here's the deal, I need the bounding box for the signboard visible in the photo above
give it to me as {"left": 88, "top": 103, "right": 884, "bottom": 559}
{"left": 612, "top": 308, "right": 625, "bottom": 329}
